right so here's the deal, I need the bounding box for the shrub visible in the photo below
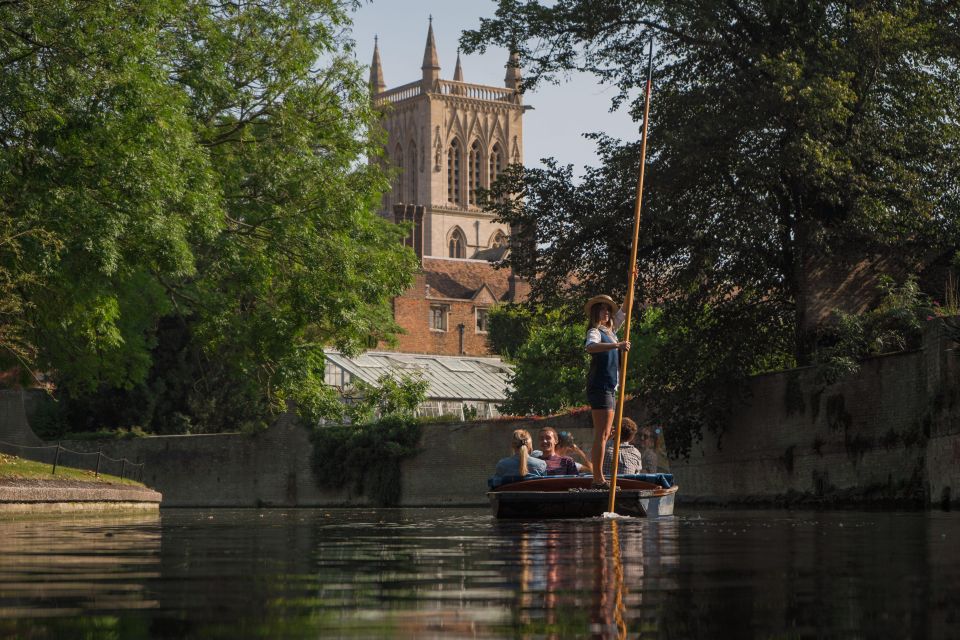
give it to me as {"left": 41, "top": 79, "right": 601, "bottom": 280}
{"left": 310, "top": 415, "right": 422, "bottom": 506}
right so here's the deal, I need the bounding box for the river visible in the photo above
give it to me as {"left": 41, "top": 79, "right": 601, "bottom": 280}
{"left": 0, "top": 507, "right": 957, "bottom": 638}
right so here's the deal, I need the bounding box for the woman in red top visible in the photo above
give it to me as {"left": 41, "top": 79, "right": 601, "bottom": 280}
{"left": 538, "top": 427, "right": 579, "bottom": 476}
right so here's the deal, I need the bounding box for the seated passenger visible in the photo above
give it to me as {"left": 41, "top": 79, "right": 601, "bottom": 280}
{"left": 557, "top": 430, "right": 592, "bottom": 474}
{"left": 537, "top": 427, "right": 579, "bottom": 476}
{"left": 601, "top": 418, "right": 643, "bottom": 477}
{"left": 638, "top": 426, "right": 660, "bottom": 473}
{"left": 492, "top": 429, "right": 547, "bottom": 485}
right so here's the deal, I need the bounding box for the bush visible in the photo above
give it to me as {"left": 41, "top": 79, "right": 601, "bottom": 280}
{"left": 310, "top": 415, "right": 422, "bottom": 506}
{"left": 814, "top": 277, "right": 933, "bottom": 384}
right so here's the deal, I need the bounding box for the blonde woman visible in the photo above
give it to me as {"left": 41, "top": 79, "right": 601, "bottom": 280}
{"left": 584, "top": 294, "right": 629, "bottom": 489}
{"left": 493, "top": 428, "right": 547, "bottom": 482}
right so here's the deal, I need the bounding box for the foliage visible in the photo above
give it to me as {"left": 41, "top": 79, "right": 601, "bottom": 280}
{"left": 339, "top": 373, "right": 428, "bottom": 425}
{"left": 1, "top": 0, "right": 418, "bottom": 433}
{"left": 814, "top": 277, "right": 932, "bottom": 384}
{"left": 490, "top": 303, "right": 664, "bottom": 416}
{"left": 464, "top": 1, "right": 960, "bottom": 456}
{"left": 311, "top": 416, "right": 423, "bottom": 506}
{"left": 493, "top": 306, "right": 588, "bottom": 415}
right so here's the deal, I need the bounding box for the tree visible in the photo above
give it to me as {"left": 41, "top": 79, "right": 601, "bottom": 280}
{"left": 465, "top": 1, "right": 960, "bottom": 455}
{"left": 489, "top": 302, "right": 664, "bottom": 417}
{"left": 489, "top": 305, "right": 588, "bottom": 415}
{"left": 1, "top": 0, "right": 418, "bottom": 433}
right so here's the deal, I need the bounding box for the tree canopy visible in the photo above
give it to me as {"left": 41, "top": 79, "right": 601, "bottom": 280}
{"left": 1, "top": 0, "right": 417, "bottom": 433}
{"left": 465, "top": 1, "right": 960, "bottom": 455}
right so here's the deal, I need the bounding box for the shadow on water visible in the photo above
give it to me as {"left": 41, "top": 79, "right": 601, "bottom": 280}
{"left": 0, "top": 508, "right": 959, "bottom": 638}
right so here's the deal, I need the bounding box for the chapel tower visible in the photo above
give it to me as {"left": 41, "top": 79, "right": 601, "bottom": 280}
{"left": 370, "top": 19, "right": 524, "bottom": 261}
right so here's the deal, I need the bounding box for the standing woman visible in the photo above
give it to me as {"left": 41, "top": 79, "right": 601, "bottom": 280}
{"left": 583, "top": 295, "right": 629, "bottom": 489}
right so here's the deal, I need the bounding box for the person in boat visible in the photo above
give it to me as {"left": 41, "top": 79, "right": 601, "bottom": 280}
{"left": 584, "top": 294, "right": 630, "bottom": 489}
{"left": 537, "top": 426, "right": 579, "bottom": 476}
{"left": 638, "top": 425, "right": 660, "bottom": 473}
{"left": 492, "top": 428, "right": 547, "bottom": 484}
{"left": 601, "top": 417, "right": 643, "bottom": 477}
{"left": 557, "top": 430, "right": 592, "bottom": 473}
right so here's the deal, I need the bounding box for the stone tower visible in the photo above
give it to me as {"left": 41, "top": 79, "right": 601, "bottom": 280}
{"left": 370, "top": 19, "right": 525, "bottom": 261}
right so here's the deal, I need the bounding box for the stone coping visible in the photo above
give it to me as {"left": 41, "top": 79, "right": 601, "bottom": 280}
{"left": 0, "top": 479, "right": 162, "bottom": 506}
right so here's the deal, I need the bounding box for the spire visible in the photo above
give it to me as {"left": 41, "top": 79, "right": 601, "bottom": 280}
{"left": 369, "top": 35, "right": 385, "bottom": 95}
{"left": 505, "top": 50, "right": 522, "bottom": 90}
{"left": 453, "top": 49, "right": 464, "bottom": 82}
{"left": 421, "top": 16, "right": 440, "bottom": 91}
{"left": 422, "top": 16, "right": 440, "bottom": 72}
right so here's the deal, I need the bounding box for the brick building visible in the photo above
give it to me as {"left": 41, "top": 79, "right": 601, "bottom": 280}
{"left": 370, "top": 20, "right": 529, "bottom": 357}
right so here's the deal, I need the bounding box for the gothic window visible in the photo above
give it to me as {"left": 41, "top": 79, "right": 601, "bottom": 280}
{"left": 489, "top": 143, "right": 503, "bottom": 186}
{"left": 490, "top": 230, "right": 507, "bottom": 248}
{"left": 447, "top": 139, "right": 461, "bottom": 204}
{"left": 407, "top": 141, "right": 418, "bottom": 203}
{"left": 429, "top": 304, "right": 448, "bottom": 331}
{"left": 468, "top": 140, "right": 482, "bottom": 205}
{"left": 448, "top": 227, "right": 466, "bottom": 259}
{"left": 394, "top": 143, "right": 404, "bottom": 203}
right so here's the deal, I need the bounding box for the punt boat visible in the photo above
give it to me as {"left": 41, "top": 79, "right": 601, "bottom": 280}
{"left": 487, "top": 474, "right": 677, "bottom": 519}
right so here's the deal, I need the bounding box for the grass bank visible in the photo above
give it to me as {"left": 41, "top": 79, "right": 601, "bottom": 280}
{"left": 0, "top": 453, "right": 145, "bottom": 487}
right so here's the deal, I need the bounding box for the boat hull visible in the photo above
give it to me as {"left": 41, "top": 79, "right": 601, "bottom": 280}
{"left": 487, "top": 478, "right": 677, "bottom": 519}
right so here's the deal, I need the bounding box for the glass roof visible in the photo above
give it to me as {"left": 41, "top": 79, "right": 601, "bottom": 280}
{"left": 323, "top": 350, "right": 513, "bottom": 401}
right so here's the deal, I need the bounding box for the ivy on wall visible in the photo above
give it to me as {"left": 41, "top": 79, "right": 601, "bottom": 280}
{"left": 311, "top": 416, "right": 423, "bottom": 506}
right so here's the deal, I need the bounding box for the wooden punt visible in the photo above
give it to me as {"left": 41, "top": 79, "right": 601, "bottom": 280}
{"left": 487, "top": 475, "right": 677, "bottom": 519}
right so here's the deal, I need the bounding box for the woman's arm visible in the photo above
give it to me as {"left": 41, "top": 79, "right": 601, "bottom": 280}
{"left": 572, "top": 445, "right": 593, "bottom": 473}
{"left": 585, "top": 341, "right": 629, "bottom": 353}
{"left": 613, "top": 306, "right": 626, "bottom": 331}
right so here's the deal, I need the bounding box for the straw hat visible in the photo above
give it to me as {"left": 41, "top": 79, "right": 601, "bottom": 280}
{"left": 584, "top": 294, "right": 617, "bottom": 318}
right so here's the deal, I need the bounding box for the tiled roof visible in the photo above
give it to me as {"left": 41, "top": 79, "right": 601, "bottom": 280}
{"left": 324, "top": 350, "right": 513, "bottom": 401}
{"left": 422, "top": 257, "right": 512, "bottom": 301}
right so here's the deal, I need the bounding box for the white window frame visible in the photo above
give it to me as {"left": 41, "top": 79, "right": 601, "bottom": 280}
{"left": 429, "top": 304, "right": 449, "bottom": 332}
{"left": 475, "top": 307, "right": 490, "bottom": 334}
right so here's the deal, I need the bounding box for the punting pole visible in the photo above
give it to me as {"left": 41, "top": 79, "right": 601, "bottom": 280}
{"left": 608, "top": 39, "right": 654, "bottom": 514}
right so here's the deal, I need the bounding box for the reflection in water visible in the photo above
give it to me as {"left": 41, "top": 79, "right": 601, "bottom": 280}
{"left": 0, "top": 512, "right": 160, "bottom": 638}
{"left": 510, "top": 515, "right": 680, "bottom": 639}
{"left": 0, "top": 509, "right": 957, "bottom": 638}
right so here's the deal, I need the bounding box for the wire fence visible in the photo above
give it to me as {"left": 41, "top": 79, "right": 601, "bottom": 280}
{"left": 0, "top": 439, "right": 145, "bottom": 483}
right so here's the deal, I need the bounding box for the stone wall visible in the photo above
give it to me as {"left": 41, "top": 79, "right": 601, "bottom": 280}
{"left": 9, "top": 320, "right": 959, "bottom": 508}
{"left": 0, "top": 389, "right": 42, "bottom": 447}
{"left": 666, "top": 318, "right": 959, "bottom": 505}
{"left": 55, "top": 411, "right": 596, "bottom": 507}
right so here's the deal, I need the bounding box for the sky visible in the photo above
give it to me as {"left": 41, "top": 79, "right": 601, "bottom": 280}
{"left": 348, "top": 0, "right": 639, "bottom": 173}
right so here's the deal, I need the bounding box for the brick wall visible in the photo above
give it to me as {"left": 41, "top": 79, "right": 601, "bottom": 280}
{"left": 385, "top": 257, "right": 527, "bottom": 357}
{"left": 391, "top": 293, "right": 494, "bottom": 356}
{"left": 798, "top": 248, "right": 938, "bottom": 333}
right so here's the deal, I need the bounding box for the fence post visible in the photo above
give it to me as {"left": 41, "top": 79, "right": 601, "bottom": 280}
{"left": 95, "top": 450, "right": 102, "bottom": 478}
{"left": 120, "top": 459, "right": 126, "bottom": 481}
{"left": 52, "top": 442, "right": 61, "bottom": 476}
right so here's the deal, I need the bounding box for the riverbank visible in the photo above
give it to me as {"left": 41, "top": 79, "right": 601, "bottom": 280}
{"left": 0, "top": 479, "right": 162, "bottom": 514}
{"left": 0, "top": 453, "right": 162, "bottom": 514}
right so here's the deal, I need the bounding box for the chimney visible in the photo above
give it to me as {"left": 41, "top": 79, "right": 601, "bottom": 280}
{"left": 508, "top": 272, "right": 530, "bottom": 302}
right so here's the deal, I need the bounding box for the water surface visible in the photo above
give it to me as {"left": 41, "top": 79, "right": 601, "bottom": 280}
{"left": 0, "top": 507, "right": 957, "bottom": 638}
